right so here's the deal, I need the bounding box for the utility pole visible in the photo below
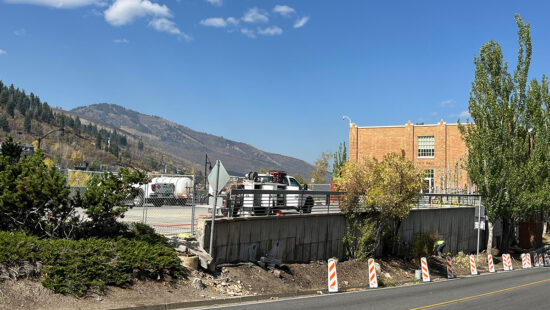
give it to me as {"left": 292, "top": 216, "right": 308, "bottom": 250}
{"left": 204, "top": 153, "right": 212, "bottom": 190}
{"left": 37, "top": 128, "right": 64, "bottom": 149}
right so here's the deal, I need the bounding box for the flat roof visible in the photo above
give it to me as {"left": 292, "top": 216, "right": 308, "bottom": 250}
{"left": 356, "top": 122, "right": 461, "bottom": 129}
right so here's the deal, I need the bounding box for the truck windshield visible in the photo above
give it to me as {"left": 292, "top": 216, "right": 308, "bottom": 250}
{"left": 289, "top": 178, "right": 300, "bottom": 187}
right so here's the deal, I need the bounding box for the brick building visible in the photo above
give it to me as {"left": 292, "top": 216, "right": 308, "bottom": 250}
{"left": 348, "top": 120, "right": 473, "bottom": 193}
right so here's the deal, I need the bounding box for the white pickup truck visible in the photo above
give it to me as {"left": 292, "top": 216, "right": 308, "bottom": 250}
{"left": 227, "top": 170, "right": 314, "bottom": 216}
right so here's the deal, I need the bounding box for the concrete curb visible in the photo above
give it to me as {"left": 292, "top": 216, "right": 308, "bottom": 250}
{"left": 111, "top": 289, "right": 329, "bottom": 310}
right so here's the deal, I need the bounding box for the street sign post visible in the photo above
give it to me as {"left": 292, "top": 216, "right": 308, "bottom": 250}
{"left": 208, "top": 160, "right": 230, "bottom": 255}
{"left": 476, "top": 196, "right": 483, "bottom": 257}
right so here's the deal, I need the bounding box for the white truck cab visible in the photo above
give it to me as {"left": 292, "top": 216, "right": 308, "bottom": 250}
{"left": 233, "top": 171, "right": 313, "bottom": 216}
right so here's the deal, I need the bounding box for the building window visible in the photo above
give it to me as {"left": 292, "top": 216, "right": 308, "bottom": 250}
{"left": 418, "top": 136, "right": 435, "bottom": 158}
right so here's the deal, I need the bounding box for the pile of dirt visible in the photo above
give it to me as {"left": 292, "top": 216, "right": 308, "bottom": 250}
{"left": 0, "top": 253, "right": 528, "bottom": 309}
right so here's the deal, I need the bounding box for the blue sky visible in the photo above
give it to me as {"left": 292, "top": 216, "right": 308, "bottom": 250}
{"left": 1, "top": 1, "right": 550, "bottom": 165}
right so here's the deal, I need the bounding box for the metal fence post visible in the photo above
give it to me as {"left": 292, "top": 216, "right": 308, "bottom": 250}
{"left": 191, "top": 199, "right": 196, "bottom": 235}
{"left": 209, "top": 160, "right": 221, "bottom": 255}
{"left": 476, "top": 195, "right": 481, "bottom": 258}
{"left": 142, "top": 183, "right": 148, "bottom": 224}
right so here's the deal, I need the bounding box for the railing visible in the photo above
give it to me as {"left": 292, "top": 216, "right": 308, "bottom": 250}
{"left": 414, "top": 193, "right": 481, "bottom": 209}
{"left": 219, "top": 189, "right": 346, "bottom": 217}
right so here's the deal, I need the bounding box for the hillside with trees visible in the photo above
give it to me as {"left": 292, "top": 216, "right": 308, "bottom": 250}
{"left": 0, "top": 80, "right": 192, "bottom": 173}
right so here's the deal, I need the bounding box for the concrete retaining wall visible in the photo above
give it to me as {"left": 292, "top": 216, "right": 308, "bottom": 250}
{"left": 198, "top": 214, "right": 345, "bottom": 264}
{"left": 398, "top": 207, "right": 483, "bottom": 255}
{"left": 198, "top": 207, "right": 486, "bottom": 264}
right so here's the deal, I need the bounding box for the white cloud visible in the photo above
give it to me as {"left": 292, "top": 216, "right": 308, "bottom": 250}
{"left": 104, "top": 0, "right": 171, "bottom": 26}
{"left": 226, "top": 17, "right": 238, "bottom": 25}
{"left": 148, "top": 17, "right": 181, "bottom": 35}
{"left": 242, "top": 7, "right": 268, "bottom": 23}
{"left": 440, "top": 99, "right": 454, "bottom": 107}
{"left": 13, "top": 28, "right": 26, "bottom": 36}
{"left": 4, "top": 0, "right": 101, "bottom": 8}
{"left": 272, "top": 5, "right": 294, "bottom": 17}
{"left": 200, "top": 17, "right": 226, "bottom": 27}
{"left": 0, "top": 49, "right": 6, "bottom": 55}
{"left": 181, "top": 33, "right": 193, "bottom": 42}
{"left": 459, "top": 110, "right": 471, "bottom": 119}
{"left": 240, "top": 28, "right": 255, "bottom": 38}
{"left": 104, "top": 0, "right": 184, "bottom": 37}
{"left": 205, "top": 0, "right": 221, "bottom": 6}
{"left": 258, "top": 26, "right": 282, "bottom": 36}
{"left": 200, "top": 16, "right": 238, "bottom": 28}
{"left": 113, "top": 38, "right": 129, "bottom": 43}
{"left": 293, "top": 16, "right": 309, "bottom": 28}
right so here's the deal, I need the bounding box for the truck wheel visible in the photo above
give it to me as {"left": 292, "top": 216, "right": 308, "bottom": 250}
{"left": 153, "top": 199, "right": 164, "bottom": 208}
{"left": 133, "top": 190, "right": 145, "bottom": 208}
{"left": 303, "top": 197, "right": 314, "bottom": 214}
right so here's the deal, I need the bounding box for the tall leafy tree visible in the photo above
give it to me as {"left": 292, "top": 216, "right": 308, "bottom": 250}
{"left": 333, "top": 142, "right": 347, "bottom": 177}
{"left": 309, "top": 152, "right": 332, "bottom": 184}
{"left": 459, "top": 15, "right": 549, "bottom": 251}
{"left": 337, "top": 152, "right": 423, "bottom": 257}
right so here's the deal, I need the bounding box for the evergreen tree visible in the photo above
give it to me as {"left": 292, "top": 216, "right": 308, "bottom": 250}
{"left": 6, "top": 95, "right": 15, "bottom": 117}
{"left": 0, "top": 115, "right": 9, "bottom": 133}
{"left": 24, "top": 113, "right": 32, "bottom": 133}
{"left": 95, "top": 134, "right": 102, "bottom": 149}
{"left": 1, "top": 135, "right": 22, "bottom": 163}
{"left": 0, "top": 90, "right": 8, "bottom": 107}
{"left": 138, "top": 139, "right": 144, "bottom": 151}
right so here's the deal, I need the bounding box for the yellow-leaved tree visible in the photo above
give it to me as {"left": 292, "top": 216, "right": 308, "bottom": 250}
{"left": 336, "top": 151, "right": 423, "bottom": 258}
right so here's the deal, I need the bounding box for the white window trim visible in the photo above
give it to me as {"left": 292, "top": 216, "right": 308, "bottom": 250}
{"left": 417, "top": 136, "right": 435, "bottom": 158}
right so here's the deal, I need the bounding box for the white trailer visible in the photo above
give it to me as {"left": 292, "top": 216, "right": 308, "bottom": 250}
{"left": 133, "top": 176, "right": 194, "bottom": 207}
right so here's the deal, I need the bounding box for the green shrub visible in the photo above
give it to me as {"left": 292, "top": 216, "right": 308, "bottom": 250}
{"left": 409, "top": 231, "right": 439, "bottom": 259}
{"left": 0, "top": 142, "right": 76, "bottom": 238}
{"left": 124, "top": 222, "right": 168, "bottom": 246}
{"left": 343, "top": 214, "right": 377, "bottom": 259}
{"left": 0, "top": 231, "right": 184, "bottom": 296}
{"left": 74, "top": 168, "right": 148, "bottom": 236}
{"left": 378, "top": 277, "right": 397, "bottom": 287}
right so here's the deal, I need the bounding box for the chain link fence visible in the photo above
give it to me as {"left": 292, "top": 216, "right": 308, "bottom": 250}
{"left": 66, "top": 170, "right": 199, "bottom": 236}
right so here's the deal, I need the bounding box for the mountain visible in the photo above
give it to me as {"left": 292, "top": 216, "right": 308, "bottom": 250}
{"left": 71, "top": 103, "right": 314, "bottom": 177}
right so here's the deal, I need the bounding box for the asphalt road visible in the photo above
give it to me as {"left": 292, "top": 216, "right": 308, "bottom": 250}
{"left": 199, "top": 268, "right": 550, "bottom": 310}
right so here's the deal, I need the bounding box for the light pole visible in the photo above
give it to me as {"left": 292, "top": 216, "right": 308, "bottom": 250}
{"left": 342, "top": 115, "right": 352, "bottom": 127}
{"left": 37, "top": 128, "right": 64, "bottom": 149}
{"left": 204, "top": 153, "right": 212, "bottom": 190}
{"left": 342, "top": 115, "right": 357, "bottom": 160}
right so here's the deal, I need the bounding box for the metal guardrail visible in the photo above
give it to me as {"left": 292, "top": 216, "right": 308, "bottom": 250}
{"left": 414, "top": 193, "right": 481, "bottom": 209}
{"left": 220, "top": 189, "right": 346, "bottom": 217}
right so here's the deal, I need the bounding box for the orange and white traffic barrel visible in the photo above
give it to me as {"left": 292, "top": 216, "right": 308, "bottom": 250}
{"left": 487, "top": 254, "right": 495, "bottom": 273}
{"left": 538, "top": 254, "right": 544, "bottom": 267}
{"left": 368, "top": 258, "right": 378, "bottom": 288}
{"left": 521, "top": 253, "right": 532, "bottom": 269}
{"left": 327, "top": 258, "right": 338, "bottom": 293}
{"left": 469, "top": 255, "right": 478, "bottom": 275}
{"left": 533, "top": 253, "right": 540, "bottom": 267}
{"left": 446, "top": 256, "right": 455, "bottom": 279}
{"left": 544, "top": 253, "right": 550, "bottom": 267}
{"left": 421, "top": 257, "right": 430, "bottom": 282}
{"left": 502, "top": 254, "right": 512, "bottom": 271}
